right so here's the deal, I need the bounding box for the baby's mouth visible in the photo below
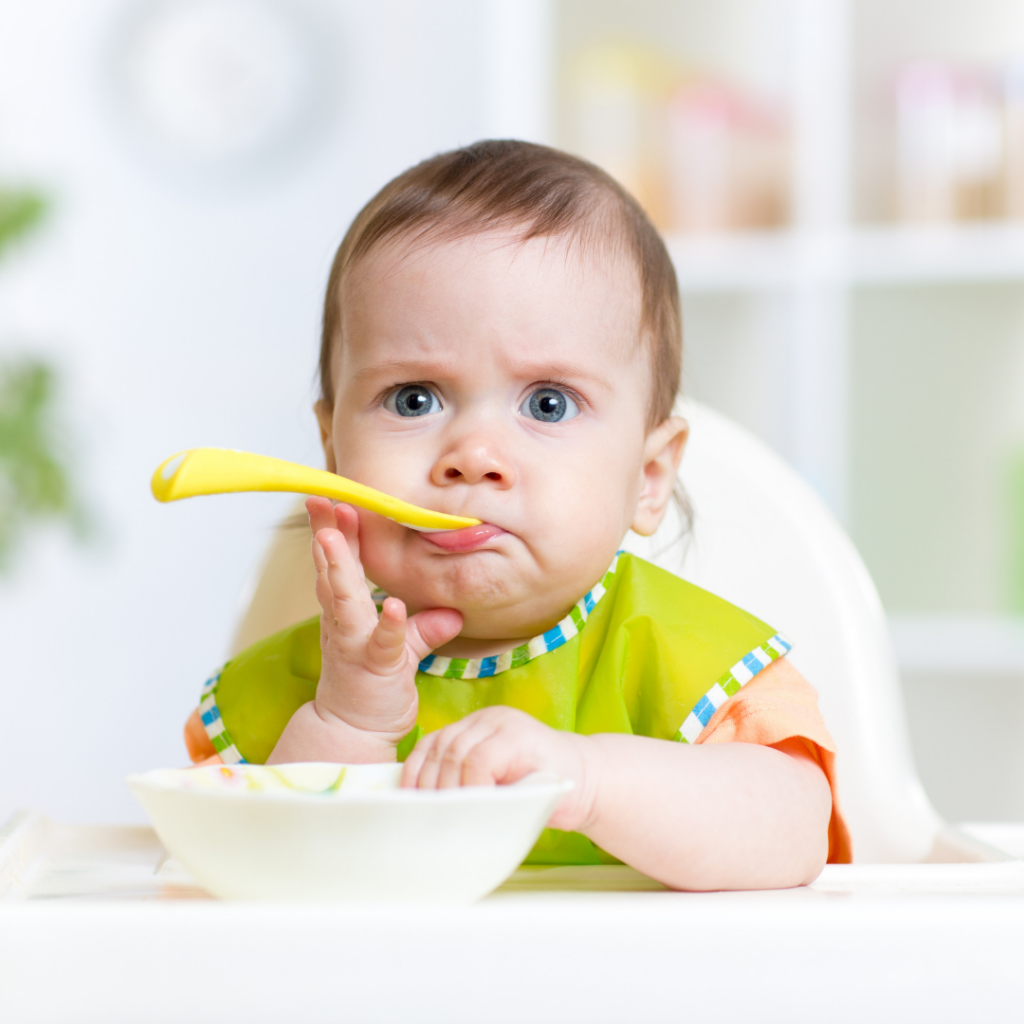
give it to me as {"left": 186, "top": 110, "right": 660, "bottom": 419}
{"left": 419, "top": 522, "right": 506, "bottom": 552}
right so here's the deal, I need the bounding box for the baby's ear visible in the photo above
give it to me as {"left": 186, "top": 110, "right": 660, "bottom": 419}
{"left": 631, "top": 416, "right": 688, "bottom": 537}
{"left": 315, "top": 400, "right": 338, "bottom": 474}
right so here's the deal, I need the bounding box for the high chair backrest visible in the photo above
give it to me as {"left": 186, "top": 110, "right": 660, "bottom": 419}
{"left": 622, "top": 401, "right": 942, "bottom": 863}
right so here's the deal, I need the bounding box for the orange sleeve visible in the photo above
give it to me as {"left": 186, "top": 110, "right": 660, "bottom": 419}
{"left": 184, "top": 707, "right": 222, "bottom": 765}
{"left": 694, "top": 657, "right": 853, "bottom": 864}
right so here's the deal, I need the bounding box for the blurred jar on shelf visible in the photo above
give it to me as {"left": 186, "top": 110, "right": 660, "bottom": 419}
{"left": 1004, "top": 62, "right": 1024, "bottom": 221}
{"left": 666, "top": 80, "right": 789, "bottom": 234}
{"left": 564, "top": 42, "right": 790, "bottom": 235}
{"left": 894, "top": 62, "right": 1004, "bottom": 223}
{"left": 565, "top": 42, "right": 676, "bottom": 228}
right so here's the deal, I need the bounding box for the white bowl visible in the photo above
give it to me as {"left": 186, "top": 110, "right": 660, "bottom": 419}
{"left": 127, "top": 762, "right": 572, "bottom": 903}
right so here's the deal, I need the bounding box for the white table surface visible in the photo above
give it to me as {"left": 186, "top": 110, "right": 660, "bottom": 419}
{"left": 3, "top": 813, "right": 1024, "bottom": 1024}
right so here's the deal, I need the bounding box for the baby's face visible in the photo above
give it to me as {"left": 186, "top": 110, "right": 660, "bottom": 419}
{"left": 320, "top": 229, "right": 677, "bottom": 644}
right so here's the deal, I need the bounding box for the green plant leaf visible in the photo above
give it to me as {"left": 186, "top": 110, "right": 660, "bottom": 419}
{"left": 0, "top": 190, "right": 47, "bottom": 262}
{"left": 0, "top": 357, "right": 86, "bottom": 572}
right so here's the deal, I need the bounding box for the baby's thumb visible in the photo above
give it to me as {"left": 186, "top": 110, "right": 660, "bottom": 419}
{"left": 406, "top": 608, "right": 463, "bottom": 660}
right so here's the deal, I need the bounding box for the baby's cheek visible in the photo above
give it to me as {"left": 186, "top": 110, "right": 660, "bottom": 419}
{"left": 355, "top": 514, "right": 408, "bottom": 580}
{"left": 333, "top": 441, "right": 413, "bottom": 500}
{"left": 559, "top": 429, "right": 640, "bottom": 519}
{"left": 545, "top": 476, "right": 630, "bottom": 551}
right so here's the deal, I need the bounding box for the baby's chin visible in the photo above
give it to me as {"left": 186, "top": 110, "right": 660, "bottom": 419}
{"left": 386, "top": 551, "right": 525, "bottom": 613}
{"left": 363, "top": 530, "right": 619, "bottom": 629}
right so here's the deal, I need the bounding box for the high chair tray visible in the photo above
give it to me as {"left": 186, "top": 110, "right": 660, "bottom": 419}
{"left": 3, "top": 811, "right": 1024, "bottom": 1024}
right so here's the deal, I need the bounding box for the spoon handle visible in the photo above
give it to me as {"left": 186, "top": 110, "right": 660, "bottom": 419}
{"left": 151, "top": 448, "right": 480, "bottom": 532}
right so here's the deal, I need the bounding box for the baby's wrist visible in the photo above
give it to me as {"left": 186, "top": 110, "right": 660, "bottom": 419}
{"left": 267, "top": 701, "right": 409, "bottom": 764}
{"left": 312, "top": 699, "right": 414, "bottom": 756}
{"left": 559, "top": 733, "right": 604, "bottom": 833}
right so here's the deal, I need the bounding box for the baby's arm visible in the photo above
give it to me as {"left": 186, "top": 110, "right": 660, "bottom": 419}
{"left": 184, "top": 707, "right": 217, "bottom": 764}
{"left": 401, "top": 659, "right": 831, "bottom": 890}
{"left": 561, "top": 730, "right": 829, "bottom": 889}
{"left": 267, "top": 498, "right": 462, "bottom": 765}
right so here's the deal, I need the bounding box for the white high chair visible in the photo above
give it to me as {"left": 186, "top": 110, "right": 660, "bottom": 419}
{"left": 631, "top": 400, "right": 944, "bottom": 863}
{"left": 4, "top": 402, "right": 1024, "bottom": 1024}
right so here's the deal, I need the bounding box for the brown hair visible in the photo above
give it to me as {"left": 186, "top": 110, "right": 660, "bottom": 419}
{"left": 318, "top": 140, "right": 682, "bottom": 429}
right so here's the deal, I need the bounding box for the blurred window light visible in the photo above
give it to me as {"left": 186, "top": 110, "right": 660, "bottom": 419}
{"left": 109, "top": 0, "right": 329, "bottom": 168}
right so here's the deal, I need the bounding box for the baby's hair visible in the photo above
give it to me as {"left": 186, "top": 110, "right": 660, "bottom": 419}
{"left": 317, "top": 139, "right": 682, "bottom": 430}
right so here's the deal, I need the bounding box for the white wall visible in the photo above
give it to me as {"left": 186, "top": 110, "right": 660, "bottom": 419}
{"left": 0, "top": 0, "right": 510, "bottom": 823}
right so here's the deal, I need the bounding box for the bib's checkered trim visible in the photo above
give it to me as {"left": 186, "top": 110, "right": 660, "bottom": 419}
{"left": 674, "top": 633, "right": 792, "bottom": 744}
{"left": 416, "top": 553, "right": 621, "bottom": 680}
{"left": 199, "top": 671, "right": 247, "bottom": 765}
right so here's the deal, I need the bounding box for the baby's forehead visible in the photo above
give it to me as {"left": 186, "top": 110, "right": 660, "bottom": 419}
{"left": 333, "top": 230, "right": 645, "bottom": 385}
{"left": 346, "top": 225, "right": 639, "bottom": 292}
{"left": 345, "top": 229, "right": 641, "bottom": 337}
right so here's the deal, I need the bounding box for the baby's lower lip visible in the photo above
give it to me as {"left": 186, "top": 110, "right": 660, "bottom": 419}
{"left": 419, "top": 523, "right": 506, "bottom": 552}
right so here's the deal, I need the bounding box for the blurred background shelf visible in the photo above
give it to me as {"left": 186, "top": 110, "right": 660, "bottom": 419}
{"left": 890, "top": 614, "right": 1024, "bottom": 674}
{"left": 668, "top": 224, "right": 1024, "bottom": 292}
{"left": 851, "top": 224, "right": 1024, "bottom": 285}
{"left": 666, "top": 232, "right": 801, "bottom": 292}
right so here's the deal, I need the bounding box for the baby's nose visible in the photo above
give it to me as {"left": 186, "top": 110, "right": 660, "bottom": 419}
{"left": 432, "top": 442, "right": 514, "bottom": 488}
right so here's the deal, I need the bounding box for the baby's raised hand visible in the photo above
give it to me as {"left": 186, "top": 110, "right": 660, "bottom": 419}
{"left": 307, "top": 496, "right": 463, "bottom": 750}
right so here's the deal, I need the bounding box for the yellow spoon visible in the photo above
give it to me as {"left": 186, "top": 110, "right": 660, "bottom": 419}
{"left": 151, "top": 448, "right": 481, "bottom": 533}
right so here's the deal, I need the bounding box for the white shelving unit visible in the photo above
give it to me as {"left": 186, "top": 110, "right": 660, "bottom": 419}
{"left": 480, "top": 0, "right": 1024, "bottom": 683}
{"left": 889, "top": 614, "right": 1024, "bottom": 674}
{"left": 666, "top": 223, "right": 1024, "bottom": 291}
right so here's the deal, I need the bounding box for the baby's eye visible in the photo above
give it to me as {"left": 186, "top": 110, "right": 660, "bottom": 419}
{"left": 520, "top": 387, "right": 579, "bottom": 423}
{"left": 384, "top": 384, "right": 442, "bottom": 418}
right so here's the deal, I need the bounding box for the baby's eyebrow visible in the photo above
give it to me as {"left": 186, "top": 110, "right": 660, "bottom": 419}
{"left": 350, "top": 359, "right": 461, "bottom": 385}
{"left": 350, "top": 358, "right": 613, "bottom": 390}
{"left": 504, "top": 360, "right": 614, "bottom": 390}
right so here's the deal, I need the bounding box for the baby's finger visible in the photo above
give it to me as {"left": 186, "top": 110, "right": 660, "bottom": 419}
{"left": 306, "top": 496, "right": 337, "bottom": 536}
{"left": 332, "top": 503, "right": 361, "bottom": 563}
{"left": 366, "top": 597, "right": 408, "bottom": 673}
{"left": 433, "top": 718, "right": 504, "bottom": 789}
{"left": 400, "top": 731, "right": 437, "bottom": 787}
{"left": 405, "top": 608, "right": 463, "bottom": 661}
{"left": 311, "top": 530, "right": 333, "bottom": 611}
{"left": 316, "top": 528, "right": 373, "bottom": 625}
{"left": 458, "top": 731, "right": 523, "bottom": 787}
{"left": 401, "top": 715, "right": 481, "bottom": 788}
{"left": 423, "top": 716, "right": 502, "bottom": 790}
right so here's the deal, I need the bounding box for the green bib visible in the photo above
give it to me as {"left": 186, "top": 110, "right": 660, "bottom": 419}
{"left": 198, "top": 553, "right": 789, "bottom": 865}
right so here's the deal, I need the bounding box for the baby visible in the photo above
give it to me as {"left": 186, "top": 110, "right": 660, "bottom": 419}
{"left": 185, "top": 140, "right": 850, "bottom": 889}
